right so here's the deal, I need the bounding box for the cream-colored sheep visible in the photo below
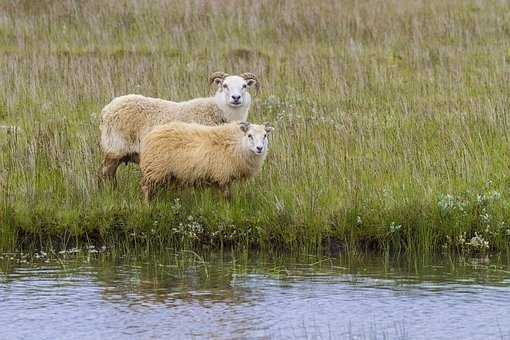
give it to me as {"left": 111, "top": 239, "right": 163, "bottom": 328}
{"left": 99, "top": 72, "right": 259, "bottom": 181}
{"left": 139, "top": 121, "right": 273, "bottom": 201}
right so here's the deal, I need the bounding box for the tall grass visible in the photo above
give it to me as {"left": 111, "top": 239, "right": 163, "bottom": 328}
{"left": 1, "top": 0, "right": 510, "bottom": 254}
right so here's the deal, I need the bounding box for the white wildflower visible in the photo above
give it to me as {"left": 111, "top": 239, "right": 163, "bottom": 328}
{"left": 467, "top": 232, "right": 489, "bottom": 250}
{"left": 389, "top": 222, "right": 401, "bottom": 233}
{"left": 457, "top": 232, "right": 466, "bottom": 245}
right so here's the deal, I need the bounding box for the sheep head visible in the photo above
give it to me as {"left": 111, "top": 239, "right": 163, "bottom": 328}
{"left": 239, "top": 122, "right": 272, "bottom": 156}
{"left": 212, "top": 72, "right": 258, "bottom": 108}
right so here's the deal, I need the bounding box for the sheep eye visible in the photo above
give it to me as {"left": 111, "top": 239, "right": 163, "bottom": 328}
{"left": 223, "top": 84, "right": 228, "bottom": 88}
{"left": 242, "top": 84, "right": 247, "bottom": 89}
{"left": 264, "top": 134, "right": 267, "bottom": 138}
{"left": 248, "top": 134, "right": 253, "bottom": 138}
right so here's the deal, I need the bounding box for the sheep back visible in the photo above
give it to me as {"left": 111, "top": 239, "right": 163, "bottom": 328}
{"left": 100, "top": 94, "right": 226, "bottom": 156}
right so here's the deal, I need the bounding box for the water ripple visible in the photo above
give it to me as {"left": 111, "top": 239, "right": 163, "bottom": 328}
{"left": 1, "top": 255, "right": 510, "bottom": 339}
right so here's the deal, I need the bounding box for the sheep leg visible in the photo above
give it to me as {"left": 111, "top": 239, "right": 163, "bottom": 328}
{"left": 131, "top": 153, "right": 140, "bottom": 164}
{"left": 218, "top": 184, "right": 232, "bottom": 200}
{"left": 141, "top": 181, "right": 154, "bottom": 202}
{"left": 99, "top": 155, "right": 122, "bottom": 184}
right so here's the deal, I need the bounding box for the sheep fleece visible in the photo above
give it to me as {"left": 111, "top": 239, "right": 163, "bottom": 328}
{"left": 140, "top": 122, "right": 267, "bottom": 188}
{"left": 100, "top": 94, "right": 229, "bottom": 157}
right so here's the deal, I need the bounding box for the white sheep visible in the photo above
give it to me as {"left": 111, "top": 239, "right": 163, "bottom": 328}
{"left": 139, "top": 121, "right": 273, "bottom": 201}
{"left": 99, "top": 72, "right": 259, "bottom": 181}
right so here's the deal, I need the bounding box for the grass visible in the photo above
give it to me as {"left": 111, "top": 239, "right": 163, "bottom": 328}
{"left": 1, "top": 0, "right": 510, "bottom": 254}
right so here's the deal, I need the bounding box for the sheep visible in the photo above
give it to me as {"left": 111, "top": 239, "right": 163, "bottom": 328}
{"left": 139, "top": 121, "right": 273, "bottom": 201}
{"left": 99, "top": 72, "right": 259, "bottom": 182}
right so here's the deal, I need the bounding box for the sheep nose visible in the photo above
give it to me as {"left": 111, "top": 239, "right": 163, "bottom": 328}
{"left": 256, "top": 146, "right": 263, "bottom": 152}
{"left": 232, "top": 95, "right": 241, "bottom": 101}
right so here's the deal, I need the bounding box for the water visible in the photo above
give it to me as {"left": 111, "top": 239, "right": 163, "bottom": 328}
{"left": 1, "top": 251, "right": 509, "bottom": 339}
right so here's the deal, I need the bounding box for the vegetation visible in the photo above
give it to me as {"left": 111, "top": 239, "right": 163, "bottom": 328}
{"left": 1, "top": 0, "right": 510, "bottom": 254}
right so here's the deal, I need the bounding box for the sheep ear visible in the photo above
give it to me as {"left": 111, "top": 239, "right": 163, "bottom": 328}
{"left": 246, "top": 79, "right": 257, "bottom": 88}
{"left": 264, "top": 122, "right": 274, "bottom": 133}
{"left": 239, "top": 122, "right": 250, "bottom": 133}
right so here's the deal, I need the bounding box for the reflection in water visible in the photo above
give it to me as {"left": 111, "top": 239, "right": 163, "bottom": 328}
{"left": 0, "top": 252, "right": 510, "bottom": 339}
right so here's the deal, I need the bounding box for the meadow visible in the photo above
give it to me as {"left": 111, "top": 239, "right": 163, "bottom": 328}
{"left": 1, "top": 0, "right": 510, "bottom": 254}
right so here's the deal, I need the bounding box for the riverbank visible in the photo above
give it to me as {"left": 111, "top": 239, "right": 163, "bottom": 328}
{"left": 1, "top": 0, "right": 510, "bottom": 253}
{"left": 2, "top": 181, "right": 509, "bottom": 254}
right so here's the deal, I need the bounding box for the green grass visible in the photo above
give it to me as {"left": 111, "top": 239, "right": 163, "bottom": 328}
{"left": 1, "top": 0, "right": 510, "bottom": 254}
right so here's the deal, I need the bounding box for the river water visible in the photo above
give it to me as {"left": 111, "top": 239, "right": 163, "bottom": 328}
{"left": 0, "top": 251, "right": 509, "bottom": 339}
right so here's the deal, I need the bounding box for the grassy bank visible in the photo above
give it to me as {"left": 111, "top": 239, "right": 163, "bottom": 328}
{"left": 1, "top": 0, "right": 510, "bottom": 254}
